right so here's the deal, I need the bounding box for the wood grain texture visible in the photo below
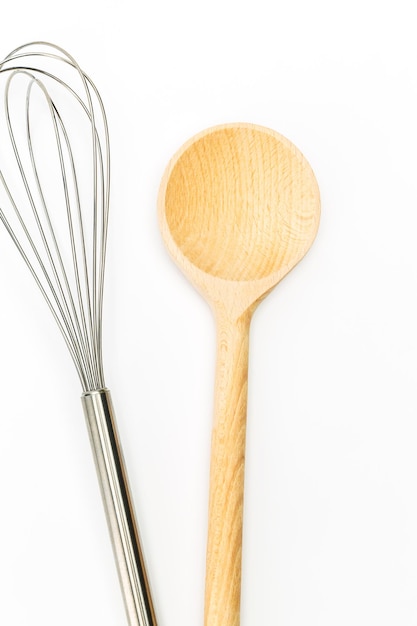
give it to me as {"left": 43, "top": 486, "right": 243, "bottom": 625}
{"left": 205, "top": 309, "right": 250, "bottom": 626}
{"left": 158, "top": 123, "right": 320, "bottom": 625}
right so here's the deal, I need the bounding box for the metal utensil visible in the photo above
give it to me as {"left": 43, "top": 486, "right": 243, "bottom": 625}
{"left": 0, "top": 42, "right": 157, "bottom": 626}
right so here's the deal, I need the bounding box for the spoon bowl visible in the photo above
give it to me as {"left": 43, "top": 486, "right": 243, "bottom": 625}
{"left": 158, "top": 123, "right": 320, "bottom": 626}
{"left": 160, "top": 123, "right": 320, "bottom": 317}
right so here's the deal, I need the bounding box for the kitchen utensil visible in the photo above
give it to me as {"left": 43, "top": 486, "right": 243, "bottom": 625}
{"left": 158, "top": 123, "right": 320, "bottom": 625}
{"left": 0, "top": 42, "right": 157, "bottom": 626}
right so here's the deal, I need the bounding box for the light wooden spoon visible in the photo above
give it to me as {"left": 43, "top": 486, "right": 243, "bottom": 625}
{"left": 158, "top": 123, "right": 320, "bottom": 626}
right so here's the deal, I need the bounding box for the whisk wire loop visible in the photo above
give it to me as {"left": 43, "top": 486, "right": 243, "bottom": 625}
{"left": 0, "top": 42, "right": 110, "bottom": 392}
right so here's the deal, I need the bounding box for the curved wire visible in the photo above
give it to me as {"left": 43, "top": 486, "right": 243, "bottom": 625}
{"left": 0, "top": 43, "right": 110, "bottom": 391}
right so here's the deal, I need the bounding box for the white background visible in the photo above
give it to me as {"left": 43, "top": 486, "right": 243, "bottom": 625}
{"left": 0, "top": 1, "right": 417, "bottom": 625}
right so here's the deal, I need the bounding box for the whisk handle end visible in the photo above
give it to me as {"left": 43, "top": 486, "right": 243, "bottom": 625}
{"left": 81, "top": 389, "right": 157, "bottom": 626}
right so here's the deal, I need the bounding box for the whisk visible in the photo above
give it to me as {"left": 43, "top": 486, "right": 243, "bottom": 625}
{"left": 0, "top": 42, "right": 156, "bottom": 626}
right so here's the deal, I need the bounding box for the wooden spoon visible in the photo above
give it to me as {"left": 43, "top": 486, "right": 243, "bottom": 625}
{"left": 158, "top": 123, "right": 320, "bottom": 625}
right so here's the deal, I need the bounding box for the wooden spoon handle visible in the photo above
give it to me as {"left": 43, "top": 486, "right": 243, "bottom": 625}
{"left": 205, "top": 309, "right": 251, "bottom": 626}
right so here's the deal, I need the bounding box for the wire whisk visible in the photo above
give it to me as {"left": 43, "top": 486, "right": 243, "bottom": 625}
{"left": 0, "top": 42, "right": 157, "bottom": 626}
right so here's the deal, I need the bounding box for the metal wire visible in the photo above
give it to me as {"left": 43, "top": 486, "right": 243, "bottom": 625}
{"left": 0, "top": 42, "right": 110, "bottom": 392}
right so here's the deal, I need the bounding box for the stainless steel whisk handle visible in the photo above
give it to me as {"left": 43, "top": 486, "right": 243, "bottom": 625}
{"left": 82, "top": 389, "right": 157, "bottom": 626}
